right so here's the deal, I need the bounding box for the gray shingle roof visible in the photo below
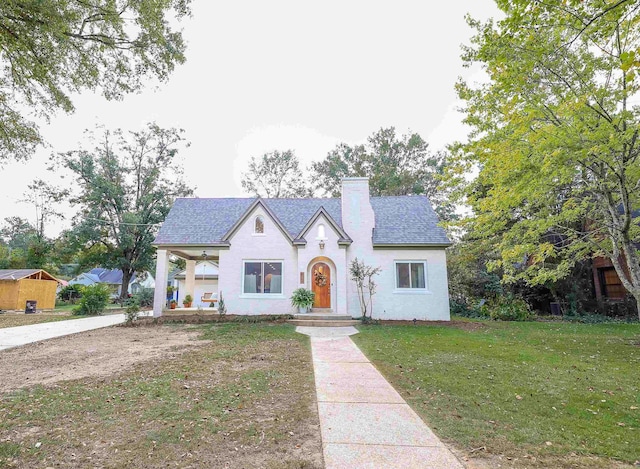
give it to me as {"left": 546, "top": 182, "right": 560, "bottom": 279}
{"left": 154, "top": 195, "right": 450, "bottom": 246}
{"left": 263, "top": 198, "right": 343, "bottom": 238}
{"left": 155, "top": 198, "right": 254, "bottom": 245}
{"left": 0, "top": 269, "right": 43, "bottom": 281}
{"left": 0, "top": 269, "right": 60, "bottom": 282}
{"left": 371, "top": 196, "right": 450, "bottom": 245}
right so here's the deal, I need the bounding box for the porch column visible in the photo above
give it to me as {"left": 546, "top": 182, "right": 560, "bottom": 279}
{"left": 153, "top": 249, "right": 170, "bottom": 318}
{"left": 184, "top": 259, "right": 196, "bottom": 304}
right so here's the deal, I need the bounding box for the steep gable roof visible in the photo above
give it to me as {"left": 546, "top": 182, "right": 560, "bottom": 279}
{"left": 154, "top": 198, "right": 344, "bottom": 245}
{"left": 294, "top": 206, "right": 352, "bottom": 245}
{"left": 154, "top": 195, "right": 450, "bottom": 246}
{"left": 221, "top": 198, "right": 294, "bottom": 242}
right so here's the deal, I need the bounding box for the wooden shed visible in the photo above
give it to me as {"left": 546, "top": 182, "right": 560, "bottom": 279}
{"left": 0, "top": 269, "right": 61, "bottom": 311}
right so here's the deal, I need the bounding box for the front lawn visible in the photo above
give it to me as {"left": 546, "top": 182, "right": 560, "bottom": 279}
{"left": 353, "top": 320, "right": 640, "bottom": 468}
{"left": 0, "top": 323, "right": 322, "bottom": 468}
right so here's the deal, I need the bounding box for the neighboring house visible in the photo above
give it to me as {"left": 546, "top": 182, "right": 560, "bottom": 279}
{"left": 0, "top": 269, "right": 62, "bottom": 311}
{"left": 171, "top": 261, "right": 219, "bottom": 307}
{"left": 592, "top": 254, "right": 636, "bottom": 301}
{"left": 152, "top": 178, "right": 451, "bottom": 320}
{"left": 69, "top": 268, "right": 155, "bottom": 298}
{"left": 591, "top": 208, "right": 639, "bottom": 302}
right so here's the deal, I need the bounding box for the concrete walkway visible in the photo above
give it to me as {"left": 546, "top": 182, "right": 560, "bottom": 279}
{"left": 0, "top": 313, "right": 148, "bottom": 351}
{"left": 297, "top": 326, "right": 464, "bottom": 469}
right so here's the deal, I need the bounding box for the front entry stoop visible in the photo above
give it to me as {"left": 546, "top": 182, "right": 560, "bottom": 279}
{"left": 288, "top": 313, "right": 359, "bottom": 327}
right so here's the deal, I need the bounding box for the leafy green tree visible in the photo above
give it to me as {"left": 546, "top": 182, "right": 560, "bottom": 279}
{"left": 0, "top": 0, "right": 191, "bottom": 163}
{"left": 453, "top": 1, "right": 640, "bottom": 317}
{"left": 54, "top": 123, "right": 193, "bottom": 299}
{"left": 0, "top": 217, "right": 35, "bottom": 251}
{"left": 241, "top": 150, "right": 311, "bottom": 198}
{"left": 0, "top": 216, "right": 51, "bottom": 269}
{"left": 312, "top": 128, "right": 454, "bottom": 219}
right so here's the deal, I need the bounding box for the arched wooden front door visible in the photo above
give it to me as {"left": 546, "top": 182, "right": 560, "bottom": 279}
{"left": 311, "top": 262, "right": 331, "bottom": 308}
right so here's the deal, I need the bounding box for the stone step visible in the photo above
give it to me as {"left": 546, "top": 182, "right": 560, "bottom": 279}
{"left": 288, "top": 319, "right": 360, "bottom": 327}
{"left": 293, "top": 313, "right": 353, "bottom": 321}
{"left": 311, "top": 308, "right": 333, "bottom": 313}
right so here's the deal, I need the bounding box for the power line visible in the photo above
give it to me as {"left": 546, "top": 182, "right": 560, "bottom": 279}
{"left": 86, "top": 218, "right": 162, "bottom": 227}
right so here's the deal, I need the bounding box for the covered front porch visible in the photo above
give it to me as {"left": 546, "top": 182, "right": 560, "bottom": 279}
{"left": 153, "top": 245, "right": 224, "bottom": 317}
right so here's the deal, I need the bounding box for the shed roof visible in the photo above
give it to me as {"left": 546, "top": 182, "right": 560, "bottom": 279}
{"left": 0, "top": 269, "right": 61, "bottom": 282}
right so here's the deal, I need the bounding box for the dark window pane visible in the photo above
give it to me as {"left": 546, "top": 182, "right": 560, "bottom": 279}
{"left": 264, "top": 262, "right": 282, "bottom": 293}
{"left": 244, "top": 262, "right": 262, "bottom": 293}
{"left": 396, "top": 263, "right": 410, "bottom": 288}
{"left": 411, "top": 263, "right": 425, "bottom": 289}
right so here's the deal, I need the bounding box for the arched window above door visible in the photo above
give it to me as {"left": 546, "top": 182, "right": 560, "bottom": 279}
{"left": 317, "top": 223, "right": 326, "bottom": 240}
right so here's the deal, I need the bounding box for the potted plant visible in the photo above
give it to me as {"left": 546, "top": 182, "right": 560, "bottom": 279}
{"left": 183, "top": 294, "right": 193, "bottom": 308}
{"left": 290, "top": 288, "right": 315, "bottom": 314}
{"left": 169, "top": 299, "right": 177, "bottom": 310}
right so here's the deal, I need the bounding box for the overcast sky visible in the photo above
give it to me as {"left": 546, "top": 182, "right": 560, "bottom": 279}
{"left": 1, "top": 1, "right": 500, "bottom": 235}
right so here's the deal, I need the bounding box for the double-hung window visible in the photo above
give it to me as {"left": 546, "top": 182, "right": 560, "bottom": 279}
{"left": 395, "top": 261, "right": 427, "bottom": 290}
{"left": 243, "top": 261, "right": 283, "bottom": 294}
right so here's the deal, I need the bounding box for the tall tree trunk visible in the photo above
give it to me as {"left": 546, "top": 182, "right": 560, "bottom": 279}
{"left": 120, "top": 269, "right": 133, "bottom": 300}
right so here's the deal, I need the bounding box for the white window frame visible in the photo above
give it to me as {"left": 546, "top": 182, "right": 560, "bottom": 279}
{"left": 393, "top": 260, "right": 429, "bottom": 294}
{"left": 240, "top": 260, "right": 285, "bottom": 298}
{"left": 253, "top": 215, "right": 266, "bottom": 236}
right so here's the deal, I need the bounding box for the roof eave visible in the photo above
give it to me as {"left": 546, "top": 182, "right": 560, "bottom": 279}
{"left": 372, "top": 242, "right": 452, "bottom": 249}
{"left": 153, "top": 242, "right": 231, "bottom": 248}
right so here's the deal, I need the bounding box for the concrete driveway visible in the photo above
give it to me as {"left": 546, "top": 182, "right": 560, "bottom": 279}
{"left": 0, "top": 313, "right": 150, "bottom": 351}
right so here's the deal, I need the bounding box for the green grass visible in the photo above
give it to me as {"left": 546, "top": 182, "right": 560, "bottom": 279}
{"left": 352, "top": 320, "right": 640, "bottom": 467}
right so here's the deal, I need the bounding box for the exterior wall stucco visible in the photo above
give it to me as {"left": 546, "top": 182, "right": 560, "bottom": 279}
{"left": 296, "top": 214, "right": 348, "bottom": 314}
{"left": 341, "top": 179, "right": 377, "bottom": 318}
{"left": 367, "top": 248, "right": 450, "bottom": 320}
{"left": 218, "top": 205, "right": 298, "bottom": 315}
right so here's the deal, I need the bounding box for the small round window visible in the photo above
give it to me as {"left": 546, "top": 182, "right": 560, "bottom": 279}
{"left": 255, "top": 216, "right": 264, "bottom": 234}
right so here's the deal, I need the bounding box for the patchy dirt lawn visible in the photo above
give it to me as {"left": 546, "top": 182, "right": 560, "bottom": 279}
{"left": 0, "top": 323, "right": 323, "bottom": 468}
{"left": 0, "top": 326, "right": 205, "bottom": 392}
{"left": 0, "top": 312, "right": 76, "bottom": 329}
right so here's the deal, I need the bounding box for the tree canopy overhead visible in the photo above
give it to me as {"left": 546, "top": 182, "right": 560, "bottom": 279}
{"left": 312, "top": 127, "right": 454, "bottom": 219}
{"left": 54, "top": 123, "right": 193, "bottom": 298}
{"left": 241, "top": 150, "right": 311, "bottom": 198}
{"left": 0, "top": 0, "right": 191, "bottom": 162}
{"left": 454, "top": 0, "right": 640, "bottom": 316}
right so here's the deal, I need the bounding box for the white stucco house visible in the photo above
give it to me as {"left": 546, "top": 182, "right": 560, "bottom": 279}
{"left": 152, "top": 178, "right": 451, "bottom": 320}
